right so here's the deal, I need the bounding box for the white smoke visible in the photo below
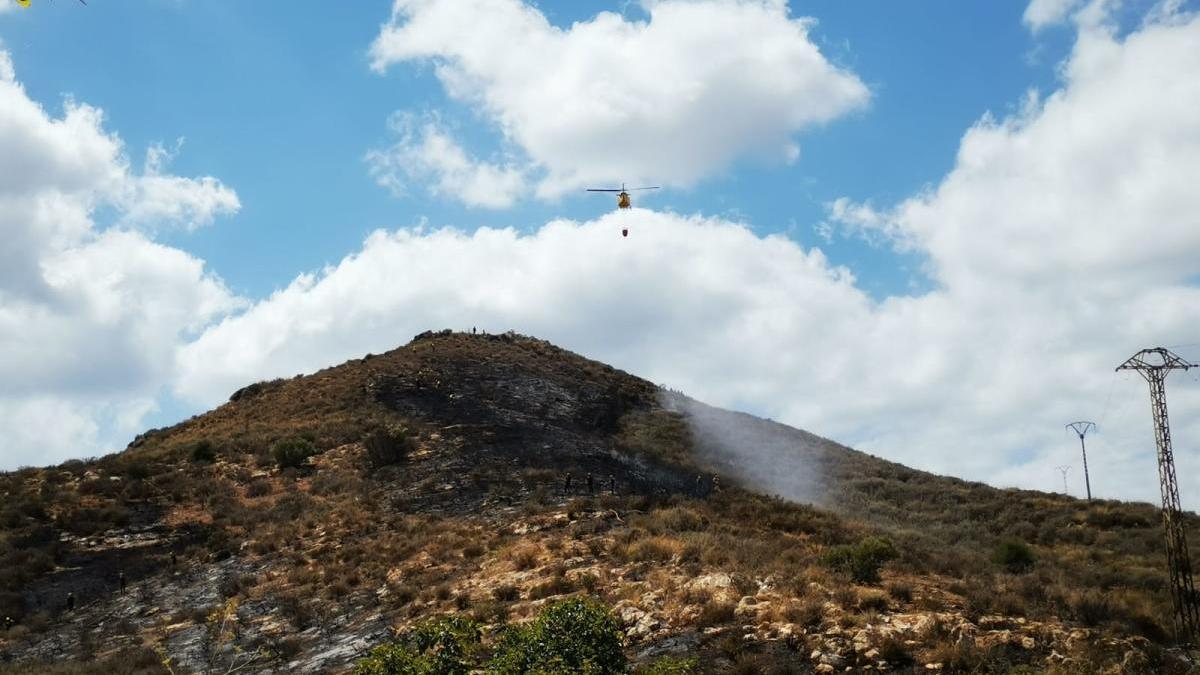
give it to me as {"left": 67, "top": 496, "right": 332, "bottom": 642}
{"left": 661, "top": 390, "right": 832, "bottom": 505}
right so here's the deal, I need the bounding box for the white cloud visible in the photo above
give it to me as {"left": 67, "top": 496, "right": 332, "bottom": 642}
{"left": 1024, "top": 0, "right": 1085, "bottom": 31}
{"left": 368, "top": 0, "right": 868, "bottom": 199}
{"left": 366, "top": 113, "right": 525, "bottom": 209}
{"left": 118, "top": 140, "right": 241, "bottom": 231}
{"left": 179, "top": 6, "right": 1200, "bottom": 508}
{"left": 0, "top": 50, "right": 242, "bottom": 469}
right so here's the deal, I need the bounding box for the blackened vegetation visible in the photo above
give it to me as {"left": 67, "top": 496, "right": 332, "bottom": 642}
{"left": 365, "top": 333, "right": 697, "bottom": 505}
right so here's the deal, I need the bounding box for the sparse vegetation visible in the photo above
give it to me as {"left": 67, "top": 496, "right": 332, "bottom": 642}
{"left": 822, "top": 536, "right": 898, "bottom": 583}
{"left": 271, "top": 437, "right": 318, "bottom": 468}
{"left": 992, "top": 539, "right": 1036, "bottom": 573}
{"left": 364, "top": 423, "right": 417, "bottom": 469}
{"left": 1, "top": 331, "right": 1193, "bottom": 673}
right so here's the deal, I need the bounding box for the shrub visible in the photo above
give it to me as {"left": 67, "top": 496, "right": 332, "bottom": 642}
{"left": 695, "top": 599, "right": 736, "bottom": 627}
{"left": 492, "top": 584, "right": 521, "bottom": 602}
{"left": 487, "top": 598, "right": 626, "bottom": 674}
{"left": 782, "top": 597, "right": 823, "bottom": 628}
{"left": 992, "top": 540, "right": 1036, "bottom": 573}
{"left": 885, "top": 581, "right": 913, "bottom": 603}
{"left": 877, "top": 636, "right": 914, "bottom": 666}
{"left": 354, "top": 616, "right": 481, "bottom": 675}
{"left": 822, "top": 536, "right": 898, "bottom": 584}
{"left": 364, "top": 425, "right": 417, "bottom": 469}
{"left": 190, "top": 440, "right": 217, "bottom": 463}
{"left": 271, "top": 438, "right": 318, "bottom": 469}
{"left": 528, "top": 575, "right": 575, "bottom": 600}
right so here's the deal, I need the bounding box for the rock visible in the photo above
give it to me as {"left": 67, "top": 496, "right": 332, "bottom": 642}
{"left": 951, "top": 621, "right": 976, "bottom": 643}
{"left": 815, "top": 665, "right": 835, "bottom": 674}
{"left": 1020, "top": 636, "right": 1036, "bottom": 650}
{"left": 924, "top": 663, "right": 943, "bottom": 671}
{"left": 819, "top": 652, "right": 845, "bottom": 667}
{"left": 627, "top": 613, "right": 659, "bottom": 639}
{"left": 1121, "top": 649, "right": 1149, "bottom": 672}
{"left": 913, "top": 615, "right": 938, "bottom": 637}
{"left": 617, "top": 605, "right": 645, "bottom": 626}
{"left": 734, "top": 596, "right": 760, "bottom": 620}
{"left": 863, "top": 648, "right": 880, "bottom": 660}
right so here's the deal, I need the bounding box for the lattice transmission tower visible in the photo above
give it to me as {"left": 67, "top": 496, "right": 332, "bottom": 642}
{"left": 1055, "top": 465, "right": 1071, "bottom": 495}
{"left": 1117, "top": 347, "right": 1199, "bottom": 644}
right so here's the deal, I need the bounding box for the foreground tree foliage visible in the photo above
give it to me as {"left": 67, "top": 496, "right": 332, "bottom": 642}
{"left": 354, "top": 616, "right": 481, "bottom": 675}
{"left": 355, "top": 599, "right": 626, "bottom": 675}
{"left": 489, "top": 598, "right": 627, "bottom": 674}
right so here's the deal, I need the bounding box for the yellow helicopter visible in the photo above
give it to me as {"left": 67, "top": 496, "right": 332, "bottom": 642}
{"left": 586, "top": 183, "right": 660, "bottom": 237}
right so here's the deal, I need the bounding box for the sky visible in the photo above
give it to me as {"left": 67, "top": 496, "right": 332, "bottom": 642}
{"left": 1, "top": 0, "right": 1199, "bottom": 508}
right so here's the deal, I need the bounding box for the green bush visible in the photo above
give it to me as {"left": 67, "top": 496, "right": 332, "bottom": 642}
{"left": 992, "top": 540, "right": 1036, "bottom": 573}
{"left": 822, "top": 536, "right": 898, "bottom": 584}
{"left": 271, "top": 438, "right": 317, "bottom": 469}
{"left": 488, "top": 598, "right": 627, "bottom": 674}
{"left": 364, "top": 424, "right": 417, "bottom": 469}
{"left": 190, "top": 439, "right": 217, "bottom": 463}
{"left": 354, "top": 616, "right": 481, "bottom": 675}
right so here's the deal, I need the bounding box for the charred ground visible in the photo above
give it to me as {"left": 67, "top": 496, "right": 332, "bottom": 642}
{"left": 0, "top": 331, "right": 1196, "bottom": 673}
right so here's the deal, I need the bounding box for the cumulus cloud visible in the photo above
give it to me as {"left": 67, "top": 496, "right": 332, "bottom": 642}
{"left": 368, "top": 0, "right": 868, "bottom": 200}
{"left": 0, "top": 50, "right": 242, "bottom": 468}
{"left": 118, "top": 141, "right": 241, "bottom": 230}
{"left": 366, "top": 113, "right": 525, "bottom": 209}
{"left": 179, "top": 6, "right": 1200, "bottom": 507}
{"left": 1023, "top": 0, "right": 1085, "bottom": 30}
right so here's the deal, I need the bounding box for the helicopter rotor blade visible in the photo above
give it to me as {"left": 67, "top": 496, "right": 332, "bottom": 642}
{"left": 585, "top": 188, "right": 622, "bottom": 192}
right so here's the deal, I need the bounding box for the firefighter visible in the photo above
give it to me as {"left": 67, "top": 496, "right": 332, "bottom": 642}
{"left": 66, "top": 592, "right": 76, "bottom": 612}
{"left": 118, "top": 571, "right": 127, "bottom": 593}
{"left": 563, "top": 472, "right": 572, "bottom": 495}
{"left": 586, "top": 473, "right": 594, "bottom": 495}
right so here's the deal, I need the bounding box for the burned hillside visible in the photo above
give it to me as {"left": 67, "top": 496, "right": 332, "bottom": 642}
{"left": 0, "top": 331, "right": 1195, "bottom": 674}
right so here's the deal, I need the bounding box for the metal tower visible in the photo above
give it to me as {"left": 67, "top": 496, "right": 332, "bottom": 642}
{"left": 1117, "top": 347, "right": 1199, "bottom": 644}
{"left": 1055, "top": 465, "right": 1071, "bottom": 495}
{"left": 1066, "top": 421, "right": 1096, "bottom": 501}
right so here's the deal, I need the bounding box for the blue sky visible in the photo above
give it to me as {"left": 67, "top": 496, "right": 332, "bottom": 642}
{"left": 2, "top": 0, "right": 1072, "bottom": 298}
{"left": 2, "top": 0, "right": 1199, "bottom": 507}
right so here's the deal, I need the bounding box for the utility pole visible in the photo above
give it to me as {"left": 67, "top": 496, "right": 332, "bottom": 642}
{"left": 1117, "top": 347, "right": 1199, "bottom": 644}
{"left": 1055, "top": 465, "right": 1071, "bottom": 495}
{"left": 1066, "top": 421, "right": 1096, "bottom": 501}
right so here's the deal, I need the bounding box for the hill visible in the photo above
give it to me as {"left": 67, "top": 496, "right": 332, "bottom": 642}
{"left": 0, "top": 331, "right": 1196, "bottom": 673}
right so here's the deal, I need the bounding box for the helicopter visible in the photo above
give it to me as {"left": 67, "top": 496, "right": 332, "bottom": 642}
{"left": 586, "top": 183, "right": 660, "bottom": 237}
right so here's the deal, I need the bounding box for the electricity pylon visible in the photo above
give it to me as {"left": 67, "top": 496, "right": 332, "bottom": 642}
{"left": 1117, "top": 347, "right": 1198, "bottom": 644}
{"left": 1066, "top": 421, "right": 1096, "bottom": 501}
{"left": 1055, "top": 465, "right": 1071, "bottom": 495}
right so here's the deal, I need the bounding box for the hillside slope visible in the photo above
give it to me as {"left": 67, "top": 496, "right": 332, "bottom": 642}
{"left": 0, "top": 331, "right": 1195, "bottom": 673}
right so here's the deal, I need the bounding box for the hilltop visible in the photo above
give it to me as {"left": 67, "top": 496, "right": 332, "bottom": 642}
{"left": 0, "top": 331, "right": 1195, "bottom": 673}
